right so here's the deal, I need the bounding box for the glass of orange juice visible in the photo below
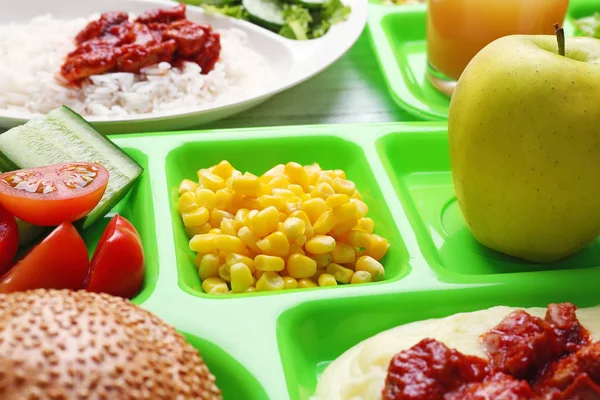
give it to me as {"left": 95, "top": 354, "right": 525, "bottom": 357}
{"left": 426, "top": 0, "right": 570, "bottom": 96}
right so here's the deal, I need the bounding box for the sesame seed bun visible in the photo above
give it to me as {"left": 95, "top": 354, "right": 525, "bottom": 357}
{"left": 0, "top": 289, "right": 221, "bottom": 399}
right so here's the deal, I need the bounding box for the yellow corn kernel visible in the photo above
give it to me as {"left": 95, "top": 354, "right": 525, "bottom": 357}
{"left": 347, "top": 230, "right": 372, "bottom": 249}
{"left": 214, "top": 188, "right": 233, "bottom": 210}
{"left": 332, "top": 169, "right": 346, "bottom": 179}
{"left": 263, "top": 164, "right": 285, "bottom": 178}
{"left": 351, "top": 270, "right": 373, "bottom": 284}
{"left": 208, "top": 284, "right": 229, "bottom": 295}
{"left": 241, "top": 197, "right": 262, "bottom": 211}
{"left": 195, "top": 188, "right": 217, "bottom": 210}
{"left": 270, "top": 176, "right": 291, "bottom": 189}
{"left": 178, "top": 192, "right": 198, "bottom": 214}
{"left": 212, "top": 160, "right": 235, "bottom": 179}
{"left": 356, "top": 217, "right": 375, "bottom": 234}
{"left": 209, "top": 228, "right": 222, "bottom": 234}
{"left": 331, "top": 178, "right": 356, "bottom": 196}
{"left": 316, "top": 174, "right": 333, "bottom": 185}
{"left": 287, "top": 253, "right": 317, "bottom": 279}
{"left": 367, "top": 234, "right": 390, "bottom": 261}
{"left": 182, "top": 207, "right": 210, "bottom": 227}
{"left": 218, "top": 251, "right": 228, "bottom": 264}
{"left": 282, "top": 217, "right": 306, "bottom": 238}
{"left": 233, "top": 173, "right": 261, "bottom": 196}
{"left": 290, "top": 210, "right": 311, "bottom": 226}
{"left": 186, "top": 224, "right": 212, "bottom": 237}
{"left": 305, "top": 235, "right": 336, "bottom": 254}
{"left": 255, "top": 255, "right": 285, "bottom": 271}
{"left": 190, "top": 234, "right": 216, "bottom": 253}
{"left": 293, "top": 235, "right": 307, "bottom": 246}
{"left": 326, "top": 194, "right": 350, "bottom": 209}
{"left": 355, "top": 246, "right": 368, "bottom": 258}
{"left": 179, "top": 179, "right": 199, "bottom": 195}
{"left": 272, "top": 188, "right": 295, "bottom": 200}
{"left": 355, "top": 256, "right": 385, "bottom": 281}
{"left": 249, "top": 209, "right": 259, "bottom": 218}
{"left": 260, "top": 195, "right": 285, "bottom": 211}
{"left": 331, "top": 242, "right": 355, "bottom": 264}
{"left": 259, "top": 183, "right": 272, "bottom": 196}
{"left": 210, "top": 209, "right": 235, "bottom": 228}
{"left": 313, "top": 210, "right": 337, "bottom": 235}
{"left": 326, "top": 263, "right": 354, "bottom": 284}
{"left": 230, "top": 263, "right": 254, "bottom": 293}
{"left": 277, "top": 213, "right": 286, "bottom": 223}
{"left": 199, "top": 172, "right": 226, "bottom": 191}
{"left": 238, "top": 226, "right": 262, "bottom": 253}
{"left": 351, "top": 199, "right": 369, "bottom": 219}
{"left": 220, "top": 218, "right": 237, "bottom": 236}
{"left": 318, "top": 273, "right": 338, "bottom": 287}
{"left": 251, "top": 206, "right": 279, "bottom": 238}
{"left": 193, "top": 253, "right": 203, "bottom": 269}
{"left": 283, "top": 276, "right": 298, "bottom": 289}
{"left": 310, "top": 182, "right": 335, "bottom": 200}
{"left": 284, "top": 162, "right": 309, "bottom": 187}
{"left": 332, "top": 202, "right": 357, "bottom": 221}
{"left": 198, "top": 254, "right": 221, "bottom": 280}
{"left": 298, "top": 278, "right": 318, "bottom": 289}
{"left": 218, "top": 264, "right": 231, "bottom": 282}
{"left": 310, "top": 253, "right": 332, "bottom": 269}
{"left": 214, "top": 234, "right": 246, "bottom": 254}
{"left": 288, "top": 245, "right": 305, "bottom": 256}
{"left": 202, "top": 277, "right": 227, "bottom": 293}
{"left": 226, "top": 253, "right": 256, "bottom": 273}
{"left": 234, "top": 208, "right": 251, "bottom": 226}
{"left": 285, "top": 196, "right": 303, "bottom": 214}
{"left": 256, "top": 271, "right": 284, "bottom": 291}
{"left": 287, "top": 184, "right": 304, "bottom": 197}
{"left": 257, "top": 231, "right": 290, "bottom": 258}
{"left": 351, "top": 190, "right": 363, "bottom": 200}
{"left": 330, "top": 217, "right": 358, "bottom": 237}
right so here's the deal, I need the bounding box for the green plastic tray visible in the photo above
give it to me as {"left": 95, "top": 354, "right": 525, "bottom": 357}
{"left": 109, "top": 122, "right": 600, "bottom": 399}
{"left": 367, "top": 2, "right": 583, "bottom": 120}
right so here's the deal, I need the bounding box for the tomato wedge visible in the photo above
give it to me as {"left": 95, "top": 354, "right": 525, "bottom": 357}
{"left": 0, "top": 206, "right": 18, "bottom": 275}
{"left": 0, "top": 222, "right": 89, "bottom": 293}
{"left": 86, "top": 215, "right": 145, "bottom": 298}
{"left": 0, "top": 162, "right": 109, "bottom": 226}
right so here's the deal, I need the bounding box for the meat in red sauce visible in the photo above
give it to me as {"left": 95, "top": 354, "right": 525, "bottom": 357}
{"left": 59, "top": 3, "right": 221, "bottom": 85}
{"left": 382, "top": 303, "right": 600, "bottom": 400}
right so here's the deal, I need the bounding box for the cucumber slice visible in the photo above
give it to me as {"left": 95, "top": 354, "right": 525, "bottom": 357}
{"left": 0, "top": 106, "right": 143, "bottom": 230}
{"left": 242, "top": 0, "right": 285, "bottom": 30}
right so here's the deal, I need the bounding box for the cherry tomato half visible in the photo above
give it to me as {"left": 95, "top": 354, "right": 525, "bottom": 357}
{"left": 0, "top": 222, "right": 89, "bottom": 293}
{"left": 0, "top": 206, "right": 18, "bottom": 275}
{"left": 0, "top": 162, "right": 109, "bottom": 226}
{"left": 86, "top": 215, "right": 145, "bottom": 298}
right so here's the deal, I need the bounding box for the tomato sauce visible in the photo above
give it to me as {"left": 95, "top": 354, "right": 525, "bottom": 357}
{"left": 59, "top": 4, "right": 221, "bottom": 85}
{"left": 382, "top": 303, "right": 600, "bottom": 400}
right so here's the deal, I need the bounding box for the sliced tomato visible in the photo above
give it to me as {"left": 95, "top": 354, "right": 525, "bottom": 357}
{"left": 0, "top": 206, "right": 18, "bottom": 275}
{"left": 86, "top": 215, "right": 145, "bottom": 298}
{"left": 0, "top": 222, "right": 89, "bottom": 293}
{"left": 0, "top": 162, "right": 109, "bottom": 226}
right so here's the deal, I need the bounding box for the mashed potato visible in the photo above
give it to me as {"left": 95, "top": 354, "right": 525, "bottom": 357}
{"left": 313, "top": 305, "right": 600, "bottom": 400}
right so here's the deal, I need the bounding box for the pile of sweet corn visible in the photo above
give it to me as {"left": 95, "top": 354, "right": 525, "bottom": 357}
{"left": 177, "top": 160, "right": 390, "bottom": 295}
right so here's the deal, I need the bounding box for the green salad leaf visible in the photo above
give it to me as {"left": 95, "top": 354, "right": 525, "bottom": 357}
{"left": 280, "top": 4, "right": 312, "bottom": 40}
{"left": 177, "top": 0, "right": 351, "bottom": 40}
{"left": 574, "top": 13, "right": 600, "bottom": 38}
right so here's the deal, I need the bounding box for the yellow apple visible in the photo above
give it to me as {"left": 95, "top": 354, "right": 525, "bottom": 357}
{"left": 449, "top": 34, "right": 600, "bottom": 263}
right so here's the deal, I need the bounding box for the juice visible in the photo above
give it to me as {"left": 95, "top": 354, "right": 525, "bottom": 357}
{"left": 426, "top": 0, "right": 569, "bottom": 94}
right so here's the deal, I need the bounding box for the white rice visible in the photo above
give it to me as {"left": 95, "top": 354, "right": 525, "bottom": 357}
{"left": 0, "top": 14, "right": 269, "bottom": 117}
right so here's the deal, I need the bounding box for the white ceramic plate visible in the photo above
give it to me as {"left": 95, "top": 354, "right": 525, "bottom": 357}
{"left": 0, "top": 0, "right": 366, "bottom": 133}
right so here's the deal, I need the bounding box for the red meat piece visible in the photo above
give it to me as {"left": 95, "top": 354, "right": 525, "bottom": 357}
{"left": 135, "top": 3, "right": 186, "bottom": 24}
{"left": 445, "top": 373, "right": 537, "bottom": 400}
{"left": 546, "top": 303, "right": 591, "bottom": 354}
{"left": 196, "top": 32, "right": 221, "bottom": 74}
{"left": 75, "top": 11, "right": 129, "bottom": 44}
{"left": 115, "top": 40, "right": 177, "bottom": 73}
{"left": 163, "top": 20, "right": 207, "bottom": 57}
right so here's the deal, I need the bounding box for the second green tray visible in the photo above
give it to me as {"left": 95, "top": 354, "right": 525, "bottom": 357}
{"left": 367, "top": 2, "right": 581, "bottom": 120}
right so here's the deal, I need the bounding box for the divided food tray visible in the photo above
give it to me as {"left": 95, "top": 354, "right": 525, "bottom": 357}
{"left": 113, "top": 122, "right": 600, "bottom": 399}
{"left": 366, "top": 1, "right": 587, "bottom": 120}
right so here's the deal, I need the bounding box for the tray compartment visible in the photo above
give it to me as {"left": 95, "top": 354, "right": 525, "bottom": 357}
{"left": 182, "top": 332, "right": 269, "bottom": 400}
{"left": 377, "top": 130, "right": 600, "bottom": 277}
{"left": 165, "top": 134, "right": 410, "bottom": 296}
{"left": 80, "top": 148, "right": 158, "bottom": 304}
{"left": 278, "top": 282, "right": 600, "bottom": 400}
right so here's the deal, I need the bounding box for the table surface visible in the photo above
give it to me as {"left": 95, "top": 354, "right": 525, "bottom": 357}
{"left": 209, "top": 27, "right": 418, "bottom": 130}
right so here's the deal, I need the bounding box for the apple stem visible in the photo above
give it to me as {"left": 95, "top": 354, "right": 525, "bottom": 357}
{"left": 554, "top": 23, "right": 565, "bottom": 57}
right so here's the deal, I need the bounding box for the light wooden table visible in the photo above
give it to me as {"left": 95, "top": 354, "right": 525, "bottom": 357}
{"left": 210, "top": 28, "right": 417, "bottom": 130}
